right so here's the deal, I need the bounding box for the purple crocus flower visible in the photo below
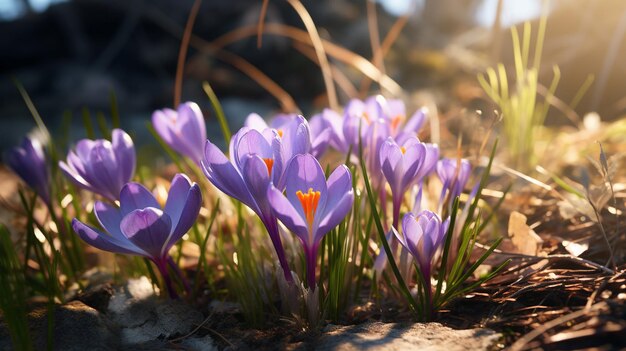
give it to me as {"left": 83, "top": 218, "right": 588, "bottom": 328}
{"left": 244, "top": 113, "right": 330, "bottom": 159}
{"left": 59, "top": 129, "right": 135, "bottom": 201}
{"left": 152, "top": 102, "right": 206, "bottom": 165}
{"left": 342, "top": 96, "right": 384, "bottom": 150}
{"left": 202, "top": 122, "right": 313, "bottom": 282}
{"left": 267, "top": 154, "right": 353, "bottom": 290}
{"left": 395, "top": 210, "right": 449, "bottom": 311}
{"left": 383, "top": 99, "right": 428, "bottom": 141}
{"left": 72, "top": 173, "right": 201, "bottom": 297}
{"left": 6, "top": 137, "right": 51, "bottom": 204}
{"left": 437, "top": 158, "right": 472, "bottom": 205}
{"left": 375, "top": 136, "right": 438, "bottom": 278}
{"left": 379, "top": 136, "right": 439, "bottom": 226}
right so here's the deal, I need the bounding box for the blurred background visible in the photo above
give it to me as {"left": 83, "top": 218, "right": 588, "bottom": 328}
{"left": 1, "top": 0, "right": 626, "bottom": 152}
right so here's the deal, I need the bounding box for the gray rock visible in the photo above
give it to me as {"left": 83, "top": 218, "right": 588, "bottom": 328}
{"left": 108, "top": 276, "right": 158, "bottom": 315}
{"left": 179, "top": 335, "right": 218, "bottom": 351}
{"left": 106, "top": 277, "right": 203, "bottom": 345}
{"left": 0, "top": 301, "right": 118, "bottom": 351}
{"left": 315, "top": 322, "right": 500, "bottom": 351}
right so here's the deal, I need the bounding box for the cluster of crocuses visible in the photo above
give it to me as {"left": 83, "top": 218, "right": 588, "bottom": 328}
{"left": 7, "top": 96, "right": 473, "bottom": 302}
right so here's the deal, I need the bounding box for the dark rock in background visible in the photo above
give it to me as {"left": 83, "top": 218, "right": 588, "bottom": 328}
{"left": 1, "top": 0, "right": 625, "bottom": 154}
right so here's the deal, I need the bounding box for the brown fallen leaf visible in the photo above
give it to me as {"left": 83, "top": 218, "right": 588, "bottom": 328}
{"left": 507, "top": 211, "right": 544, "bottom": 256}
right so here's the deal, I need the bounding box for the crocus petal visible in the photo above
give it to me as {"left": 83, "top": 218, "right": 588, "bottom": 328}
{"left": 400, "top": 142, "right": 426, "bottom": 188}
{"left": 178, "top": 102, "right": 206, "bottom": 158}
{"left": 202, "top": 140, "right": 256, "bottom": 210}
{"left": 240, "top": 155, "right": 272, "bottom": 217}
{"left": 401, "top": 212, "right": 424, "bottom": 258}
{"left": 59, "top": 160, "right": 96, "bottom": 193}
{"left": 111, "top": 129, "right": 136, "bottom": 184}
{"left": 284, "top": 154, "right": 328, "bottom": 221}
{"left": 317, "top": 167, "right": 353, "bottom": 240}
{"left": 244, "top": 113, "right": 269, "bottom": 131}
{"left": 392, "top": 226, "right": 408, "bottom": 250}
{"left": 403, "top": 107, "right": 427, "bottom": 135}
{"left": 120, "top": 183, "right": 160, "bottom": 217}
{"left": 72, "top": 219, "right": 143, "bottom": 256}
{"left": 267, "top": 185, "right": 309, "bottom": 244}
{"left": 164, "top": 173, "right": 192, "bottom": 228}
{"left": 415, "top": 143, "right": 439, "bottom": 181}
{"left": 379, "top": 138, "right": 403, "bottom": 193}
{"left": 322, "top": 109, "right": 348, "bottom": 152}
{"left": 270, "top": 113, "right": 296, "bottom": 129}
{"left": 89, "top": 144, "right": 124, "bottom": 200}
{"left": 235, "top": 129, "right": 273, "bottom": 169}
{"left": 281, "top": 115, "right": 311, "bottom": 161}
{"left": 309, "top": 114, "right": 331, "bottom": 158}
{"left": 75, "top": 139, "right": 96, "bottom": 162}
{"left": 120, "top": 208, "right": 172, "bottom": 259}
{"left": 151, "top": 108, "right": 178, "bottom": 145}
{"left": 7, "top": 138, "right": 51, "bottom": 203}
{"left": 93, "top": 201, "right": 149, "bottom": 254}
{"left": 164, "top": 182, "right": 202, "bottom": 255}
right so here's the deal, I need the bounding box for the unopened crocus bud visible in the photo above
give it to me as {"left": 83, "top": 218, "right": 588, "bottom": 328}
{"left": 6, "top": 137, "right": 51, "bottom": 204}
{"left": 59, "top": 129, "right": 135, "bottom": 201}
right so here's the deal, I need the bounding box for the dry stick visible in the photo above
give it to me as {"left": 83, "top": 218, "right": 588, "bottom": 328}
{"left": 292, "top": 42, "right": 359, "bottom": 99}
{"left": 286, "top": 0, "right": 338, "bottom": 110}
{"left": 147, "top": 5, "right": 300, "bottom": 112}
{"left": 208, "top": 23, "right": 403, "bottom": 96}
{"left": 174, "top": 0, "right": 202, "bottom": 108}
{"left": 360, "top": 13, "right": 409, "bottom": 97}
{"left": 365, "top": 0, "right": 385, "bottom": 93}
{"left": 186, "top": 37, "right": 298, "bottom": 112}
{"left": 508, "top": 302, "right": 607, "bottom": 351}
{"left": 476, "top": 243, "right": 615, "bottom": 275}
{"left": 585, "top": 270, "right": 625, "bottom": 308}
{"left": 257, "top": 0, "right": 270, "bottom": 48}
{"left": 169, "top": 313, "right": 212, "bottom": 342}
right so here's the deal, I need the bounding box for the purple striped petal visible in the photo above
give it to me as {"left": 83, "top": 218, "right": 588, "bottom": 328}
{"left": 120, "top": 183, "right": 159, "bottom": 217}
{"left": 240, "top": 154, "right": 272, "bottom": 217}
{"left": 164, "top": 181, "right": 202, "bottom": 255}
{"left": 317, "top": 165, "right": 354, "bottom": 239}
{"left": 202, "top": 140, "right": 256, "bottom": 210}
{"left": 72, "top": 219, "right": 143, "bottom": 256}
{"left": 244, "top": 113, "right": 269, "bottom": 131}
{"left": 120, "top": 208, "right": 172, "bottom": 259}
{"left": 284, "top": 154, "right": 328, "bottom": 221}
{"left": 111, "top": 129, "right": 136, "bottom": 185}
{"left": 267, "top": 185, "right": 309, "bottom": 244}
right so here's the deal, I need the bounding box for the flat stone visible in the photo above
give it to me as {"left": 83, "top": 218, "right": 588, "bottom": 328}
{"left": 108, "top": 276, "right": 157, "bottom": 315}
{"left": 0, "top": 300, "right": 118, "bottom": 351}
{"left": 315, "top": 322, "right": 500, "bottom": 351}
{"left": 179, "top": 335, "right": 219, "bottom": 351}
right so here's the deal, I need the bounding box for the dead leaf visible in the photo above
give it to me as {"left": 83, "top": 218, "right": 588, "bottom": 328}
{"left": 507, "top": 211, "right": 544, "bottom": 256}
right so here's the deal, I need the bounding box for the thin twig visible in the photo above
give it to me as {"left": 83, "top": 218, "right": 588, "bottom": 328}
{"left": 476, "top": 243, "right": 615, "bottom": 275}
{"left": 257, "top": 0, "right": 270, "bottom": 48}
{"left": 169, "top": 312, "right": 213, "bottom": 342}
{"left": 174, "top": 0, "right": 202, "bottom": 107}
{"left": 286, "top": 0, "right": 338, "bottom": 110}
{"left": 508, "top": 302, "right": 607, "bottom": 351}
{"left": 365, "top": 0, "right": 385, "bottom": 91}
{"left": 141, "top": 6, "right": 301, "bottom": 112}
{"left": 292, "top": 42, "right": 358, "bottom": 98}
{"left": 208, "top": 23, "right": 403, "bottom": 95}
{"left": 360, "top": 13, "right": 409, "bottom": 97}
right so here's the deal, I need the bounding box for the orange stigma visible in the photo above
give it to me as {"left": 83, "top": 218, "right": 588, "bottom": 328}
{"left": 400, "top": 146, "right": 406, "bottom": 154}
{"left": 262, "top": 158, "right": 274, "bottom": 175}
{"left": 296, "top": 188, "right": 321, "bottom": 229}
{"left": 391, "top": 115, "right": 404, "bottom": 130}
{"left": 362, "top": 111, "right": 371, "bottom": 124}
{"left": 277, "top": 129, "right": 284, "bottom": 138}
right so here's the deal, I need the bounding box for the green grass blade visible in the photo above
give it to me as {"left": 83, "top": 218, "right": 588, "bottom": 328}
{"left": 202, "top": 81, "right": 231, "bottom": 144}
